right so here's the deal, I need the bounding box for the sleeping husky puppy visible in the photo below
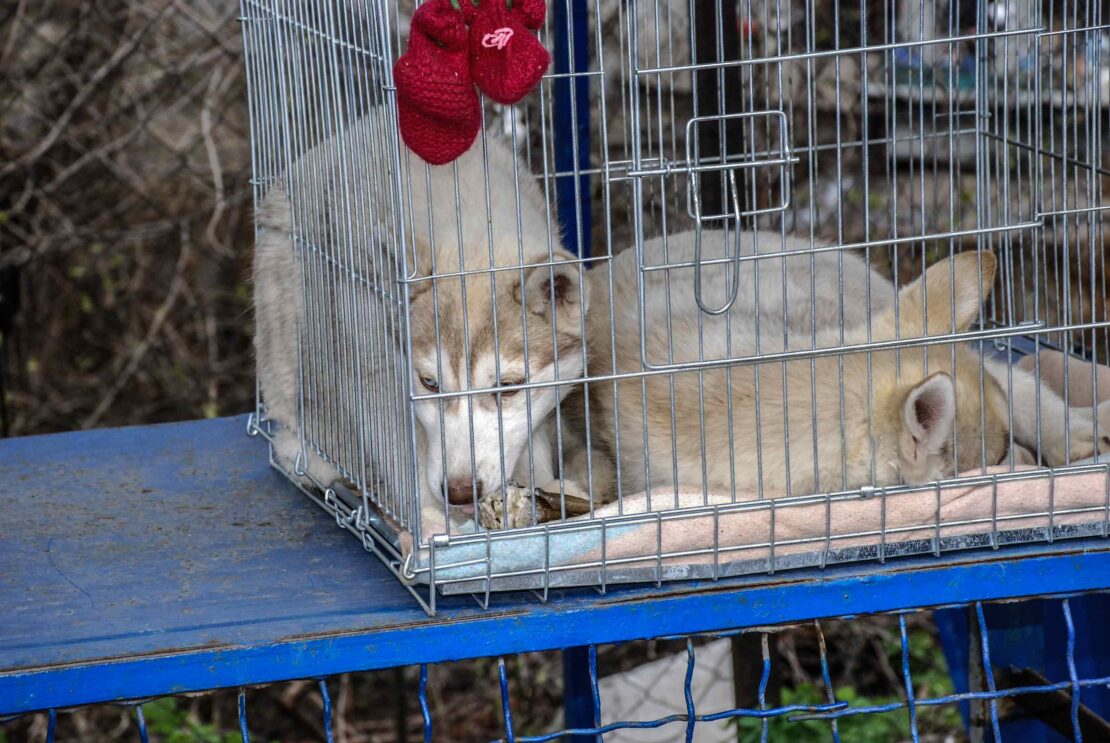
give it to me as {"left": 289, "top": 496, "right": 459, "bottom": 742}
{"left": 480, "top": 230, "right": 1110, "bottom": 527}
{"left": 254, "top": 111, "right": 589, "bottom": 525}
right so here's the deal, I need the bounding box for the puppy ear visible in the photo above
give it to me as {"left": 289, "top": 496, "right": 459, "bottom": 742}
{"left": 896, "top": 250, "right": 997, "bottom": 336}
{"left": 514, "top": 256, "right": 589, "bottom": 328}
{"left": 903, "top": 372, "right": 956, "bottom": 459}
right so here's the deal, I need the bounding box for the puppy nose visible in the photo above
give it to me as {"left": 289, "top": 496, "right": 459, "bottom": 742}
{"left": 444, "top": 479, "right": 482, "bottom": 505}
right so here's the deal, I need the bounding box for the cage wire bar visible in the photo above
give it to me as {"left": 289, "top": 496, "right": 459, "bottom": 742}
{"left": 242, "top": 0, "right": 1110, "bottom": 610}
{"left": 6, "top": 592, "right": 1110, "bottom": 741}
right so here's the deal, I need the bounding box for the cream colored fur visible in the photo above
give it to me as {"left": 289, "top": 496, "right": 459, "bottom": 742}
{"left": 253, "top": 110, "right": 589, "bottom": 525}
{"left": 255, "top": 111, "right": 1107, "bottom": 531}
{"left": 482, "top": 231, "right": 1110, "bottom": 525}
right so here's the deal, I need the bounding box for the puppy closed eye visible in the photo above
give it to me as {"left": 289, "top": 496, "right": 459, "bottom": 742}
{"left": 495, "top": 378, "right": 525, "bottom": 398}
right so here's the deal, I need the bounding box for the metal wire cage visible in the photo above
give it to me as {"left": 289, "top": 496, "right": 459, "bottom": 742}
{"left": 241, "top": 0, "right": 1110, "bottom": 611}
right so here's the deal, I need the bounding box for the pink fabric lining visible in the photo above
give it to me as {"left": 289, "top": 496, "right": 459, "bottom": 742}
{"left": 570, "top": 466, "right": 1109, "bottom": 570}
{"left": 403, "top": 352, "right": 1110, "bottom": 577}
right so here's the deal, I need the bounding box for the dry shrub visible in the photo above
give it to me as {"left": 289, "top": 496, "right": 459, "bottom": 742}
{"left": 1, "top": 0, "right": 254, "bottom": 435}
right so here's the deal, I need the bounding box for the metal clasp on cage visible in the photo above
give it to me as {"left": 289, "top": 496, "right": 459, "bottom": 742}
{"left": 684, "top": 110, "right": 796, "bottom": 315}
{"left": 323, "top": 488, "right": 346, "bottom": 529}
{"left": 690, "top": 170, "right": 743, "bottom": 315}
{"left": 684, "top": 110, "right": 795, "bottom": 221}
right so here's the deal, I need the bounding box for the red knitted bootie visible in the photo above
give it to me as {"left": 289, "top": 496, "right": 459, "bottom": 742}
{"left": 393, "top": 0, "right": 481, "bottom": 165}
{"left": 468, "top": 0, "right": 550, "bottom": 106}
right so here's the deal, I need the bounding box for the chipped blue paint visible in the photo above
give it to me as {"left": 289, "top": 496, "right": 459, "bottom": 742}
{"left": 2, "top": 416, "right": 1110, "bottom": 715}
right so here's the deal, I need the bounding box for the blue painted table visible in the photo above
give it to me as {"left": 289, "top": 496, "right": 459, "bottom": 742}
{"left": 3, "top": 415, "right": 1110, "bottom": 721}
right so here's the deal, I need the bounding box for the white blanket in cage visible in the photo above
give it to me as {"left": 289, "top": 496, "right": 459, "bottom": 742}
{"left": 403, "top": 465, "right": 1110, "bottom": 586}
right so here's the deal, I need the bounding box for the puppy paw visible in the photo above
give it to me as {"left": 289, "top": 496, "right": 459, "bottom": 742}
{"left": 1003, "top": 442, "right": 1038, "bottom": 467}
{"left": 1044, "top": 405, "right": 1110, "bottom": 465}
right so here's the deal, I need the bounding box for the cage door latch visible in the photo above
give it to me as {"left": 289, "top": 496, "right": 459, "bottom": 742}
{"left": 683, "top": 110, "right": 796, "bottom": 315}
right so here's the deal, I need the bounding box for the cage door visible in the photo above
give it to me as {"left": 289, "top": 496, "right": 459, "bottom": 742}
{"left": 621, "top": 0, "right": 1057, "bottom": 373}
